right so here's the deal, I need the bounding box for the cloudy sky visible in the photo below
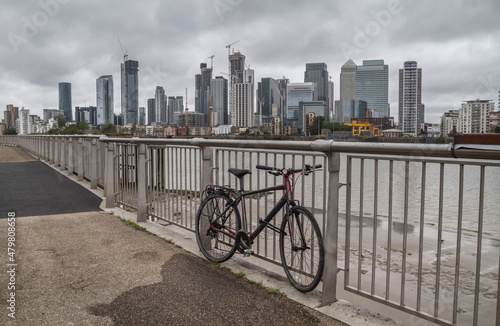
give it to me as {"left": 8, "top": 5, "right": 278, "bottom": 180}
{"left": 1, "top": 0, "right": 499, "bottom": 124}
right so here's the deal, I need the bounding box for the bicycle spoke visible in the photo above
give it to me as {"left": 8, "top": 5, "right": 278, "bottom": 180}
{"left": 195, "top": 193, "right": 241, "bottom": 262}
{"left": 280, "top": 206, "right": 324, "bottom": 292}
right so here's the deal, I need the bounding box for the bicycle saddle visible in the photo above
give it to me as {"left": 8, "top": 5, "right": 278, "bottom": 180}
{"left": 228, "top": 168, "right": 252, "bottom": 179}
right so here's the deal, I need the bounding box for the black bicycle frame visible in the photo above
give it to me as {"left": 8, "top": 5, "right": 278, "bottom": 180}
{"left": 238, "top": 184, "right": 291, "bottom": 241}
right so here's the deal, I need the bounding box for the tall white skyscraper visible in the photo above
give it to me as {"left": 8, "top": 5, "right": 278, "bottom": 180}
{"left": 233, "top": 69, "right": 254, "bottom": 127}
{"left": 398, "top": 61, "right": 422, "bottom": 135}
{"left": 228, "top": 51, "right": 246, "bottom": 125}
{"left": 96, "top": 75, "right": 114, "bottom": 125}
{"left": 211, "top": 76, "right": 228, "bottom": 125}
{"left": 18, "top": 108, "right": 30, "bottom": 135}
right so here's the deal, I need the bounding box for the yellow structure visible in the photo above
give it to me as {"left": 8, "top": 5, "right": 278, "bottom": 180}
{"left": 345, "top": 120, "right": 380, "bottom": 137}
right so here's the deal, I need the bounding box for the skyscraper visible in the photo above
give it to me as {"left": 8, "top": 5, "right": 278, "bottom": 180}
{"left": 147, "top": 98, "right": 155, "bottom": 125}
{"left": 304, "top": 63, "right": 329, "bottom": 106}
{"left": 233, "top": 69, "right": 254, "bottom": 127}
{"left": 121, "top": 59, "right": 139, "bottom": 125}
{"left": 286, "top": 82, "right": 317, "bottom": 126}
{"left": 18, "top": 108, "right": 30, "bottom": 135}
{"left": 168, "top": 96, "right": 184, "bottom": 124}
{"left": 195, "top": 63, "right": 212, "bottom": 125}
{"left": 75, "top": 106, "right": 97, "bottom": 125}
{"left": 211, "top": 76, "right": 228, "bottom": 125}
{"left": 228, "top": 52, "right": 246, "bottom": 125}
{"left": 96, "top": 75, "right": 114, "bottom": 125}
{"left": 257, "top": 77, "right": 281, "bottom": 118}
{"left": 458, "top": 100, "right": 494, "bottom": 134}
{"left": 337, "top": 59, "right": 357, "bottom": 122}
{"left": 59, "top": 82, "right": 72, "bottom": 122}
{"left": 138, "top": 107, "right": 145, "bottom": 126}
{"left": 355, "top": 60, "right": 389, "bottom": 117}
{"left": 398, "top": 61, "right": 422, "bottom": 135}
{"left": 155, "top": 86, "right": 166, "bottom": 124}
{"left": 4, "top": 105, "right": 19, "bottom": 128}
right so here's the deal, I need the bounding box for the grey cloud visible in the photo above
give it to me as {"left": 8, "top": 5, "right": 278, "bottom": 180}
{"left": 0, "top": 0, "right": 499, "bottom": 123}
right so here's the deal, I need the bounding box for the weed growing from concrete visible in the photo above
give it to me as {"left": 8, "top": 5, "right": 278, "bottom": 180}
{"left": 268, "top": 288, "right": 285, "bottom": 296}
{"left": 234, "top": 271, "right": 245, "bottom": 278}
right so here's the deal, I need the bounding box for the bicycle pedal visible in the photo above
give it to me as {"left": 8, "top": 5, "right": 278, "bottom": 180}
{"left": 243, "top": 249, "right": 253, "bottom": 257}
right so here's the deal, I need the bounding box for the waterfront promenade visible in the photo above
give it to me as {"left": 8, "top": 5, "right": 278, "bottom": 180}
{"left": 0, "top": 145, "right": 352, "bottom": 325}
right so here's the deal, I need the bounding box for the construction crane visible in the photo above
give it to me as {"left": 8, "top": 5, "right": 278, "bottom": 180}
{"left": 225, "top": 40, "right": 239, "bottom": 56}
{"left": 208, "top": 55, "right": 214, "bottom": 70}
{"left": 185, "top": 88, "right": 189, "bottom": 127}
{"left": 117, "top": 36, "right": 128, "bottom": 61}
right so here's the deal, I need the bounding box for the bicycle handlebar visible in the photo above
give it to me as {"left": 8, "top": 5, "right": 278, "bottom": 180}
{"left": 256, "top": 164, "right": 322, "bottom": 175}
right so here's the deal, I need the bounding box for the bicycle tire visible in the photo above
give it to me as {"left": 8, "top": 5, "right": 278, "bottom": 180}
{"left": 195, "top": 192, "right": 241, "bottom": 263}
{"left": 279, "top": 205, "right": 325, "bottom": 292}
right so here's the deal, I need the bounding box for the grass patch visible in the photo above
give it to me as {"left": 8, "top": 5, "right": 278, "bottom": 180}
{"left": 234, "top": 271, "right": 245, "bottom": 278}
{"left": 268, "top": 288, "right": 285, "bottom": 296}
{"left": 121, "top": 219, "right": 151, "bottom": 234}
{"left": 251, "top": 280, "right": 263, "bottom": 287}
{"left": 160, "top": 237, "right": 173, "bottom": 244}
{"left": 211, "top": 261, "right": 220, "bottom": 266}
{"left": 220, "top": 266, "right": 230, "bottom": 271}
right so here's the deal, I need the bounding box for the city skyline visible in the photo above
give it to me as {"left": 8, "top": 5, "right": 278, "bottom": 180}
{"left": 1, "top": 1, "right": 499, "bottom": 124}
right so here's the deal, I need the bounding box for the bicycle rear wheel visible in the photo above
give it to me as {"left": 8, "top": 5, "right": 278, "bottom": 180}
{"left": 280, "top": 206, "right": 324, "bottom": 292}
{"left": 195, "top": 192, "right": 241, "bottom": 262}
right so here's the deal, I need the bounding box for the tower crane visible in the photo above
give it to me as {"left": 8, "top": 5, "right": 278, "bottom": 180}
{"left": 117, "top": 36, "right": 128, "bottom": 62}
{"left": 208, "top": 55, "right": 215, "bottom": 70}
{"left": 225, "top": 40, "right": 239, "bottom": 56}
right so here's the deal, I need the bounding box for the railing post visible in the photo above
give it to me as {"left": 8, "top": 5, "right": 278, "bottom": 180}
{"left": 321, "top": 151, "right": 341, "bottom": 305}
{"left": 77, "top": 138, "right": 84, "bottom": 181}
{"left": 104, "top": 142, "right": 115, "bottom": 208}
{"left": 60, "top": 137, "right": 66, "bottom": 171}
{"left": 67, "top": 137, "right": 74, "bottom": 175}
{"left": 90, "top": 139, "right": 98, "bottom": 189}
{"left": 50, "top": 136, "right": 55, "bottom": 164}
{"left": 54, "top": 137, "right": 59, "bottom": 167}
{"left": 136, "top": 143, "right": 148, "bottom": 222}
{"left": 200, "top": 145, "right": 213, "bottom": 191}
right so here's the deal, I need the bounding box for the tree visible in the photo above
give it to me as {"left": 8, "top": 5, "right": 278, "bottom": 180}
{"left": 3, "top": 127, "right": 17, "bottom": 135}
{"left": 333, "top": 122, "right": 351, "bottom": 131}
{"left": 495, "top": 126, "right": 500, "bottom": 133}
{"left": 100, "top": 123, "right": 116, "bottom": 135}
{"left": 307, "top": 116, "right": 326, "bottom": 135}
{"left": 57, "top": 117, "right": 66, "bottom": 129}
{"left": 260, "top": 126, "right": 270, "bottom": 135}
{"left": 76, "top": 120, "right": 89, "bottom": 133}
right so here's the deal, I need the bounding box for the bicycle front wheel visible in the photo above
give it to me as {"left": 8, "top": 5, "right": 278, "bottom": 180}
{"left": 280, "top": 206, "right": 324, "bottom": 292}
{"left": 195, "top": 192, "right": 241, "bottom": 263}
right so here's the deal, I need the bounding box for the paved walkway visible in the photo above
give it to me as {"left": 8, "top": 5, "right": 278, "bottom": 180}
{"left": 0, "top": 145, "right": 346, "bottom": 325}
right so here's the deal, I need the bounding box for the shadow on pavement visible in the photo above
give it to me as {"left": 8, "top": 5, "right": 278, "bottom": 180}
{"left": 88, "top": 253, "right": 324, "bottom": 326}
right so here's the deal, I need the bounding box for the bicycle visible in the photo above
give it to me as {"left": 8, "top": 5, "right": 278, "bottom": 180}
{"left": 195, "top": 164, "right": 325, "bottom": 292}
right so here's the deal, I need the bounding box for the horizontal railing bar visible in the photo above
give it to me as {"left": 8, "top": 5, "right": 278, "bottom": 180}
{"left": 346, "top": 154, "right": 500, "bottom": 166}
{"left": 12, "top": 136, "right": 500, "bottom": 160}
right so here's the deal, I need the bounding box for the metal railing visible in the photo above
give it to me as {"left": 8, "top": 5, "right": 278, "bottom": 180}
{"left": 2, "top": 134, "right": 499, "bottom": 326}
